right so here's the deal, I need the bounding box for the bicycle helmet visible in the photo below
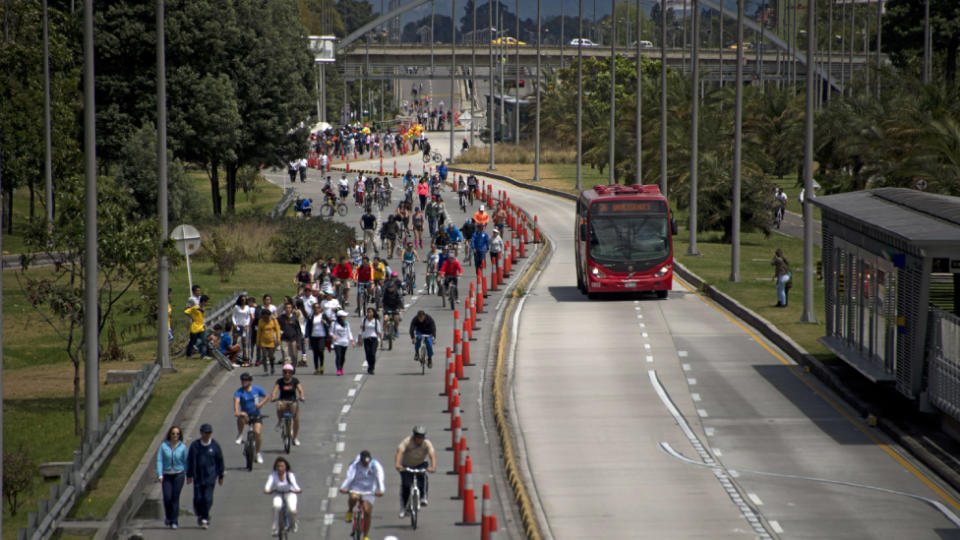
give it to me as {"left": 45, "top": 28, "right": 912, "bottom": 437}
{"left": 412, "top": 425, "right": 427, "bottom": 436}
{"left": 240, "top": 372, "right": 253, "bottom": 381}
{"left": 392, "top": 271, "right": 399, "bottom": 277}
{"left": 282, "top": 364, "right": 294, "bottom": 372}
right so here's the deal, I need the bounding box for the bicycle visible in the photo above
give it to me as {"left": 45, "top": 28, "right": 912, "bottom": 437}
{"left": 320, "top": 198, "right": 348, "bottom": 217}
{"left": 773, "top": 205, "right": 785, "bottom": 229}
{"left": 401, "top": 467, "right": 429, "bottom": 529}
{"left": 421, "top": 151, "right": 442, "bottom": 163}
{"left": 356, "top": 284, "right": 369, "bottom": 317}
{"left": 403, "top": 261, "right": 416, "bottom": 295}
{"left": 278, "top": 399, "right": 303, "bottom": 454}
{"left": 269, "top": 488, "right": 295, "bottom": 539}
{"left": 413, "top": 332, "right": 431, "bottom": 374}
{"left": 441, "top": 277, "right": 458, "bottom": 310}
{"left": 241, "top": 414, "right": 266, "bottom": 471}
{"left": 348, "top": 490, "right": 376, "bottom": 540}
{"left": 425, "top": 270, "right": 437, "bottom": 296}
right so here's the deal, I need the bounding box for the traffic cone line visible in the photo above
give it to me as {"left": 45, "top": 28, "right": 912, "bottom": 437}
{"left": 457, "top": 438, "right": 467, "bottom": 497}
{"left": 481, "top": 484, "right": 491, "bottom": 540}
{"left": 462, "top": 339, "right": 472, "bottom": 366}
{"left": 461, "top": 456, "right": 477, "bottom": 524}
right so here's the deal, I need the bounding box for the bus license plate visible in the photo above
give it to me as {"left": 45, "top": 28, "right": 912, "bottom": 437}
{"left": 624, "top": 282, "right": 637, "bottom": 288}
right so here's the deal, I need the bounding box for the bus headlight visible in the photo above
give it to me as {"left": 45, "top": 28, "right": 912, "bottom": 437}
{"left": 590, "top": 267, "right": 606, "bottom": 279}
{"left": 654, "top": 264, "right": 672, "bottom": 277}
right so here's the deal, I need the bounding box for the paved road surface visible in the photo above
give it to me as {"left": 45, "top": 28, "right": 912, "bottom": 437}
{"left": 479, "top": 175, "right": 960, "bottom": 539}
{"left": 133, "top": 133, "right": 525, "bottom": 539}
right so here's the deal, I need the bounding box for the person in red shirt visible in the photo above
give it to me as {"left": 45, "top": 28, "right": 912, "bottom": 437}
{"left": 333, "top": 257, "right": 353, "bottom": 306}
{"left": 439, "top": 255, "right": 463, "bottom": 304}
{"left": 353, "top": 256, "right": 374, "bottom": 309}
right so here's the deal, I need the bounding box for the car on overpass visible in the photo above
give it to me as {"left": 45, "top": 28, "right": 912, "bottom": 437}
{"left": 570, "top": 38, "right": 599, "bottom": 47}
{"left": 492, "top": 36, "right": 526, "bottom": 46}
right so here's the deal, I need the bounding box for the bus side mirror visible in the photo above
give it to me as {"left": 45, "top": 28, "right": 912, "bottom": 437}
{"left": 579, "top": 223, "right": 588, "bottom": 239}
{"left": 671, "top": 218, "right": 678, "bottom": 236}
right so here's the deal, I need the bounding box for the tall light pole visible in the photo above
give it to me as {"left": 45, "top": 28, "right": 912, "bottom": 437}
{"left": 923, "top": 0, "right": 931, "bottom": 84}
{"left": 660, "top": 0, "right": 668, "bottom": 195}
{"left": 471, "top": 0, "right": 476, "bottom": 147}
{"left": 83, "top": 0, "right": 100, "bottom": 441}
{"left": 801, "top": 0, "right": 818, "bottom": 323}
{"left": 576, "top": 0, "right": 584, "bottom": 191}
{"left": 157, "top": 0, "right": 171, "bottom": 370}
{"left": 450, "top": 0, "right": 456, "bottom": 162}
{"left": 635, "top": 0, "right": 642, "bottom": 184}
{"left": 730, "top": 0, "right": 743, "bottom": 280}
{"left": 534, "top": 0, "right": 542, "bottom": 182}
{"left": 827, "top": 0, "right": 833, "bottom": 101}
{"left": 875, "top": 0, "right": 882, "bottom": 98}
{"left": 687, "top": 0, "right": 700, "bottom": 256}
{"left": 608, "top": 0, "right": 616, "bottom": 185}
{"left": 488, "top": 0, "right": 496, "bottom": 170}
{"left": 515, "top": 0, "right": 520, "bottom": 145}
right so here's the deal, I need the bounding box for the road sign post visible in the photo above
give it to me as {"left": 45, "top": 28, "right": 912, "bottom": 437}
{"left": 171, "top": 224, "right": 201, "bottom": 295}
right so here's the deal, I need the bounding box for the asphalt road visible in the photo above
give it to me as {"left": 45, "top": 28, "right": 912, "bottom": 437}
{"left": 481, "top": 174, "right": 960, "bottom": 539}
{"left": 133, "top": 133, "right": 525, "bottom": 539}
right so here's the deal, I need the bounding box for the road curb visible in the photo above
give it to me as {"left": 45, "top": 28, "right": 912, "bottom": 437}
{"left": 96, "top": 360, "right": 231, "bottom": 540}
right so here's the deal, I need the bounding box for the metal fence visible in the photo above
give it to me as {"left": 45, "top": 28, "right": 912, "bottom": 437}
{"left": 269, "top": 188, "right": 297, "bottom": 219}
{"left": 928, "top": 307, "right": 960, "bottom": 422}
{"left": 19, "top": 290, "right": 245, "bottom": 539}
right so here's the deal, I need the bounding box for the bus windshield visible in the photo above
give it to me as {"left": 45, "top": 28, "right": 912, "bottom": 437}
{"left": 589, "top": 214, "right": 669, "bottom": 263}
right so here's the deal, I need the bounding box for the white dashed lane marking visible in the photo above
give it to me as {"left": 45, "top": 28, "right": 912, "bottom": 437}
{"left": 327, "top": 487, "right": 338, "bottom": 498}
{"left": 697, "top": 409, "right": 709, "bottom": 418}
{"left": 688, "top": 378, "right": 697, "bottom": 385}
{"left": 338, "top": 423, "right": 347, "bottom": 432}
{"left": 678, "top": 350, "right": 688, "bottom": 357}
{"left": 691, "top": 393, "right": 701, "bottom": 402}
{"left": 704, "top": 427, "right": 715, "bottom": 436}
{"left": 683, "top": 364, "right": 692, "bottom": 371}
{"left": 770, "top": 521, "right": 784, "bottom": 533}
{"left": 748, "top": 493, "right": 764, "bottom": 506}
{"left": 646, "top": 355, "right": 654, "bottom": 363}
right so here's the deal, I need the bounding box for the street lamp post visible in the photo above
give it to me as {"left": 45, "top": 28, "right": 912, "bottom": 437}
{"left": 576, "top": 0, "right": 583, "bottom": 191}
{"left": 635, "top": 0, "right": 642, "bottom": 184}
{"left": 471, "top": 0, "right": 476, "bottom": 148}
{"left": 608, "top": 0, "right": 616, "bottom": 185}
{"left": 82, "top": 0, "right": 100, "bottom": 442}
{"left": 801, "top": 0, "right": 818, "bottom": 323}
{"left": 515, "top": 0, "right": 520, "bottom": 146}
{"left": 488, "top": 0, "right": 496, "bottom": 170}
{"left": 43, "top": 0, "right": 53, "bottom": 227}
{"left": 731, "top": 0, "right": 744, "bottom": 280}
{"left": 687, "top": 0, "right": 700, "bottom": 256}
{"left": 157, "top": 0, "right": 171, "bottom": 370}
{"left": 534, "top": 0, "right": 541, "bottom": 182}
{"left": 660, "top": 0, "right": 668, "bottom": 195}
{"left": 450, "top": 0, "right": 456, "bottom": 162}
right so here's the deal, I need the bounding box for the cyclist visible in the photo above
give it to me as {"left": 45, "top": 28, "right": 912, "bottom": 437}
{"left": 773, "top": 187, "right": 787, "bottom": 228}
{"left": 382, "top": 271, "right": 404, "bottom": 338}
{"left": 409, "top": 310, "right": 437, "bottom": 368}
{"left": 444, "top": 222, "right": 462, "bottom": 258}
{"left": 492, "top": 204, "right": 508, "bottom": 235}
{"left": 264, "top": 457, "right": 302, "bottom": 535}
{"left": 333, "top": 257, "right": 353, "bottom": 305}
{"left": 471, "top": 225, "right": 490, "bottom": 270}
{"left": 472, "top": 204, "right": 490, "bottom": 229}
{"left": 467, "top": 174, "right": 478, "bottom": 202}
{"left": 340, "top": 450, "right": 385, "bottom": 540}
{"left": 270, "top": 364, "right": 305, "bottom": 446}
{"left": 401, "top": 242, "right": 419, "bottom": 289}
{"left": 457, "top": 176, "right": 468, "bottom": 208}
{"left": 439, "top": 253, "right": 463, "bottom": 305}
{"left": 395, "top": 425, "right": 437, "bottom": 518}
{"left": 460, "top": 218, "right": 476, "bottom": 266}
{"left": 233, "top": 372, "right": 268, "bottom": 464}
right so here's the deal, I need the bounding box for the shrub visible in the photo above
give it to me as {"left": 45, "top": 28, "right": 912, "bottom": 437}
{"left": 270, "top": 217, "right": 356, "bottom": 264}
{"left": 4, "top": 443, "right": 36, "bottom": 517}
{"left": 204, "top": 230, "right": 246, "bottom": 282}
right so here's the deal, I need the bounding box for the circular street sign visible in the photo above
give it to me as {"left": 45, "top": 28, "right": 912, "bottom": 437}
{"left": 915, "top": 178, "right": 928, "bottom": 191}
{"left": 170, "top": 224, "right": 201, "bottom": 256}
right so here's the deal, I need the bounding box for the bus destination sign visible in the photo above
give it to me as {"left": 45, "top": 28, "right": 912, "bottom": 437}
{"left": 593, "top": 200, "right": 666, "bottom": 213}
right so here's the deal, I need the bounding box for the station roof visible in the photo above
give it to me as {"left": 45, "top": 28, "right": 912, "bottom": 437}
{"left": 811, "top": 188, "right": 960, "bottom": 254}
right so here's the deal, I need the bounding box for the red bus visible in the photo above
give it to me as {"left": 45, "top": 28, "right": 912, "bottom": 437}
{"left": 575, "top": 184, "right": 678, "bottom": 299}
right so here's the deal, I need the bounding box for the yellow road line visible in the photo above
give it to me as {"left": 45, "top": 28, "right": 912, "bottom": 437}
{"left": 675, "top": 278, "right": 960, "bottom": 512}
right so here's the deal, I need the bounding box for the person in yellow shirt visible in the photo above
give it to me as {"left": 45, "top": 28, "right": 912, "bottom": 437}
{"left": 372, "top": 257, "right": 387, "bottom": 285}
{"left": 256, "top": 309, "right": 282, "bottom": 375}
{"left": 184, "top": 295, "right": 210, "bottom": 359}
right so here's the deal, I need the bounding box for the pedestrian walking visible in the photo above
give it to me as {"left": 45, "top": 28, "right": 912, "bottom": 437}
{"left": 186, "top": 423, "right": 225, "bottom": 529}
{"left": 157, "top": 425, "right": 187, "bottom": 529}
{"left": 772, "top": 248, "right": 792, "bottom": 307}
{"left": 331, "top": 310, "right": 355, "bottom": 375}
{"left": 359, "top": 308, "right": 383, "bottom": 375}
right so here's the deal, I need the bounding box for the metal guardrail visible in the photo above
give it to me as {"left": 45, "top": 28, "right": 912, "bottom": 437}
{"left": 19, "top": 364, "right": 162, "bottom": 540}
{"left": 269, "top": 188, "right": 297, "bottom": 219}
{"left": 17, "top": 290, "right": 245, "bottom": 539}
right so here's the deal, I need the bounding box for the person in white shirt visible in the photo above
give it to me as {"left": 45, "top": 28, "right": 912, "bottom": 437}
{"left": 320, "top": 289, "right": 341, "bottom": 321}
{"left": 264, "top": 457, "right": 302, "bottom": 535}
{"left": 339, "top": 450, "right": 385, "bottom": 536}
{"left": 338, "top": 176, "right": 350, "bottom": 200}
{"left": 298, "top": 157, "right": 308, "bottom": 183}
{"left": 231, "top": 295, "right": 253, "bottom": 363}
{"left": 307, "top": 307, "right": 330, "bottom": 375}
{"left": 319, "top": 153, "right": 329, "bottom": 174}
{"left": 330, "top": 310, "right": 354, "bottom": 375}
{"left": 359, "top": 308, "right": 383, "bottom": 375}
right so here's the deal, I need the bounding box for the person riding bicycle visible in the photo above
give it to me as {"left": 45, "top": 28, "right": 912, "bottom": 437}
{"left": 444, "top": 223, "right": 462, "bottom": 256}
{"left": 472, "top": 204, "right": 490, "bottom": 229}
{"left": 233, "top": 372, "right": 268, "bottom": 464}
{"left": 439, "top": 254, "right": 463, "bottom": 305}
{"left": 457, "top": 176, "right": 468, "bottom": 206}
{"left": 467, "top": 174, "right": 478, "bottom": 200}
{"left": 264, "top": 457, "right": 302, "bottom": 535}
{"left": 340, "top": 450, "right": 385, "bottom": 539}
{"left": 333, "top": 257, "right": 353, "bottom": 305}
{"left": 354, "top": 256, "right": 374, "bottom": 308}
{"left": 382, "top": 271, "right": 404, "bottom": 337}
{"left": 409, "top": 311, "right": 437, "bottom": 368}
{"left": 401, "top": 242, "right": 419, "bottom": 284}
{"left": 270, "top": 364, "right": 305, "bottom": 447}
{"left": 394, "top": 425, "right": 437, "bottom": 518}
{"left": 773, "top": 187, "right": 787, "bottom": 226}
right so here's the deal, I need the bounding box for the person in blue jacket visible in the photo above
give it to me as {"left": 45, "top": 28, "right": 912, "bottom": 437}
{"left": 470, "top": 225, "right": 490, "bottom": 270}
{"left": 156, "top": 425, "right": 188, "bottom": 529}
{"left": 186, "top": 423, "right": 225, "bottom": 529}
{"left": 445, "top": 222, "right": 462, "bottom": 255}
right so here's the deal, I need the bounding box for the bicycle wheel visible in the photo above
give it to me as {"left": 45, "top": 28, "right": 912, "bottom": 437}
{"left": 337, "top": 203, "right": 348, "bottom": 216}
{"left": 282, "top": 418, "right": 291, "bottom": 454}
{"left": 320, "top": 203, "right": 333, "bottom": 217}
{"left": 409, "top": 490, "right": 419, "bottom": 529}
{"left": 420, "top": 345, "right": 426, "bottom": 375}
{"left": 449, "top": 284, "right": 456, "bottom": 310}
{"left": 277, "top": 509, "right": 288, "bottom": 540}
{"left": 244, "top": 432, "right": 254, "bottom": 471}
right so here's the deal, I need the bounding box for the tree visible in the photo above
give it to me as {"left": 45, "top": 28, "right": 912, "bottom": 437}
{"left": 3, "top": 443, "right": 36, "bottom": 517}
{"left": 743, "top": 87, "right": 804, "bottom": 179}
{"left": 116, "top": 123, "right": 200, "bottom": 224}
{"left": 336, "top": 0, "right": 376, "bottom": 35}
{"left": 19, "top": 175, "right": 168, "bottom": 436}
{"left": 884, "top": 0, "right": 960, "bottom": 85}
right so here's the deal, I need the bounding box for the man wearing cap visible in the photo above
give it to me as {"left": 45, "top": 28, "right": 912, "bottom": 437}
{"left": 186, "top": 423, "right": 225, "bottom": 529}
{"left": 395, "top": 425, "right": 437, "bottom": 518}
{"left": 340, "top": 450, "right": 385, "bottom": 538}
{"left": 472, "top": 204, "right": 490, "bottom": 229}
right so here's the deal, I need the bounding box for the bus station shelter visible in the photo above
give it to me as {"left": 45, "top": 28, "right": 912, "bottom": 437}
{"left": 812, "top": 188, "right": 960, "bottom": 420}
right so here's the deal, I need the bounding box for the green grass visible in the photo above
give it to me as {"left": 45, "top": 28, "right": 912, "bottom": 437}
{"left": 1, "top": 174, "right": 303, "bottom": 538}
{"left": 768, "top": 173, "right": 822, "bottom": 222}
{"left": 186, "top": 169, "right": 285, "bottom": 216}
